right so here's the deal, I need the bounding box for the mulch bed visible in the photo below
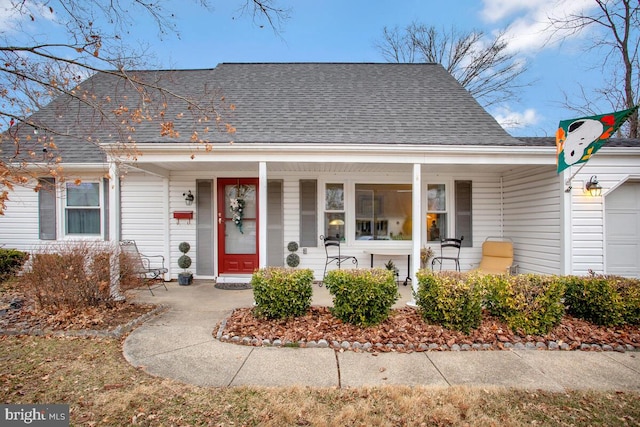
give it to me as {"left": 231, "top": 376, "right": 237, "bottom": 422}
{"left": 3, "top": 289, "right": 639, "bottom": 353}
{"left": 0, "top": 291, "right": 158, "bottom": 336}
{"left": 219, "top": 306, "right": 640, "bottom": 352}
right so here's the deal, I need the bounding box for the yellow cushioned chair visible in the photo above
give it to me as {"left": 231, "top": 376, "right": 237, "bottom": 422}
{"left": 475, "top": 238, "right": 517, "bottom": 275}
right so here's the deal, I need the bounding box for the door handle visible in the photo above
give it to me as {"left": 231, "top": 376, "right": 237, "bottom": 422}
{"left": 218, "top": 212, "right": 222, "bottom": 224}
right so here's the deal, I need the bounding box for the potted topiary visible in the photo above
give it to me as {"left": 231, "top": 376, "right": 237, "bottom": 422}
{"left": 286, "top": 241, "right": 300, "bottom": 267}
{"left": 177, "top": 242, "right": 192, "bottom": 285}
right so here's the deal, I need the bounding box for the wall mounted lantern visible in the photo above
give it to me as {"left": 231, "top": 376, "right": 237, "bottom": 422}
{"left": 585, "top": 176, "right": 602, "bottom": 197}
{"left": 183, "top": 190, "right": 195, "bottom": 206}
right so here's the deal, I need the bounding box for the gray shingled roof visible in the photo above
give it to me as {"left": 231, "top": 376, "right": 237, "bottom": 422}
{"left": 8, "top": 63, "right": 555, "bottom": 163}
{"left": 200, "top": 63, "right": 521, "bottom": 145}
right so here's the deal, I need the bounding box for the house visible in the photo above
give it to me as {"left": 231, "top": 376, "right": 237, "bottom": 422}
{"left": 1, "top": 62, "right": 639, "bottom": 286}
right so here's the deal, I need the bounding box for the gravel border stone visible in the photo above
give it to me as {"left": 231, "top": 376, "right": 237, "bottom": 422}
{"left": 0, "top": 304, "right": 168, "bottom": 339}
{"left": 215, "top": 311, "right": 640, "bottom": 353}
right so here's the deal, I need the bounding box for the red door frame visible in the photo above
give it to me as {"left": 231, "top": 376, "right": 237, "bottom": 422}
{"left": 217, "top": 178, "right": 259, "bottom": 274}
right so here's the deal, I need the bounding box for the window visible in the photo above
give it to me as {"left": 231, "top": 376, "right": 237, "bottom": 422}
{"left": 300, "top": 180, "right": 317, "bottom": 247}
{"left": 324, "top": 183, "right": 345, "bottom": 240}
{"left": 65, "top": 182, "right": 101, "bottom": 235}
{"left": 427, "top": 184, "right": 447, "bottom": 242}
{"left": 317, "top": 180, "right": 471, "bottom": 245}
{"left": 426, "top": 181, "right": 473, "bottom": 246}
{"left": 355, "top": 184, "right": 412, "bottom": 240}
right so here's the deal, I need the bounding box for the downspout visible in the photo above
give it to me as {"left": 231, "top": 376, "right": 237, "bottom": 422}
{"left": 163, "top": 176, "right": 170, "bottom": 280}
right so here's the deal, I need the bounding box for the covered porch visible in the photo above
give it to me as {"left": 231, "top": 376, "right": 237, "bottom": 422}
{"left": 113, "top": 142, "right": 562, "bottom": 288}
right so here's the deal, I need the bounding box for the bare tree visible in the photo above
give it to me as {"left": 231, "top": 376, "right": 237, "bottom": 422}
{"left": 0, "top": 0, "right": 288, "bottom": 214}
{"left": 376, "top": 23, "right": 529, "bottom": 108}
{"left": 550, "top": 0, "right": 639, "bottom": 137}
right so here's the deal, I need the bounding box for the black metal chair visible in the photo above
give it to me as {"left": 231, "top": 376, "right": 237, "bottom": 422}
{"left": 320, "top": 235, "right": 358, "bottom": 283}
{"left": 431, "top": 236, "right": 464, "bottom": 272}
{"left": 120, "top": 240, "right": 169, "bottom": 295}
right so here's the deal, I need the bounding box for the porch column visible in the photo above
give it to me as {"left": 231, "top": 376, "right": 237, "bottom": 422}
{"left": 259, "top": 162, "right": 268, "bottom": 268}
{"left": 560, "top": 169, "right": 573, "bottom": 275}
{"left": 108, "top": 159, "right": 121, "bottom": 242}
{"left": 108, "top": 160, "right": 123, "bottom": 300}
{"left": 410, "top": 163, "right": 422, "bottom": 305}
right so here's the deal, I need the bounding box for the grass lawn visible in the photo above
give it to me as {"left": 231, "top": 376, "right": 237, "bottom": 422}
{"left": 1, "top": 335, "right": 639, "bottom": 426}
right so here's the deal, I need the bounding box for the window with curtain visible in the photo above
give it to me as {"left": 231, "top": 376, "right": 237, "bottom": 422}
{"left": 425, "top": 181, "right": 473, "bottom": 246}
{"left": 65, "top": 182, "right": 101, "bottom": 235}
{"left": 324, "top": 183, "right": 345, "bottom": 240}
{"left": 427, "top": 183, "right": 447, "bottom": 242}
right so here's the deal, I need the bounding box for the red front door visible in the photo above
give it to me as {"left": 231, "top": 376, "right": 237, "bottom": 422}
{"left": 217, "top": 178, "right": 259, "bottom": 274}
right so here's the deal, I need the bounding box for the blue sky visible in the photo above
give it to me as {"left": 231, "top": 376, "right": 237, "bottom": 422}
{"left": 1, "top": 0, "right": 609, "bottom": 137}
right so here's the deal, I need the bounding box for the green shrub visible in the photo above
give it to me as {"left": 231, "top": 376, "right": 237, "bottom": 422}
{"left": 251, "top": 267, "right": 314, "bottom": 319}
{"left": 323, "top": 268, "right": 399, "bottom": 327}
{"left": 621, "top": 278, "right": 640, "bottom": 325}
{"left": 0, "top": 248, "right": 29, "bottom": 282}
{"left": 483, "top": 274, "right": 565, "bottom": 335}
{"left": 479, "top": 273, "right": 512, "bottom": 319}
{"left": 415, "top": 270, "right": 483, "bottom": 334}
{"left": 563, "top": 275, "right": 640, "bottom": 326}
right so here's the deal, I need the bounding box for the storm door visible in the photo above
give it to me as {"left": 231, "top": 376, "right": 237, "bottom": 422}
{"left": 217, "top": 178, "right": 259, "bottom": 274}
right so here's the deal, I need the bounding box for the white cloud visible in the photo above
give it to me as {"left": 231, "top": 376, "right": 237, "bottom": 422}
{"left": 480, "top": 0, "right": 545, "bottom": 23}
{"left": 492, "top": 107, "right": 540, "bottom": 130}
{"left": 0, "top": 1, "right": 57, "bottom": 34}
{"left": 481, "top": 0, "right": 598, "bottom": 54}
{"left": 0, "top": 0, "right": 21, "bottom": 32}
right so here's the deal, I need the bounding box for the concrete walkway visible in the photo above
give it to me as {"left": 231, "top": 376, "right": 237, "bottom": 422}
{"left": 123, "top": 280, "right": 640, "bottom": 390}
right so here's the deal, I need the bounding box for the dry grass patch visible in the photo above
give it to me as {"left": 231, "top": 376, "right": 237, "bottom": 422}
{"left": 1, "top": 335, "right": 639, "bottom": 426}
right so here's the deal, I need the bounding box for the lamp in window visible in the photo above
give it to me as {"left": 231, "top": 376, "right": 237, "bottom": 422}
{"left": 585, "top": 176, "right": 602, "bottom": 197}
{"left": 183, "top": 190, "right": 195, "bottom": 206}
{"left": 328, "top": 218, "right": 344, "bottom": 239}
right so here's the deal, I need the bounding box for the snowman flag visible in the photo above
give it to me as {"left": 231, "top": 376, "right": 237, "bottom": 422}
{"left": 556, "top": 105, "right": 638, "bottom": 174}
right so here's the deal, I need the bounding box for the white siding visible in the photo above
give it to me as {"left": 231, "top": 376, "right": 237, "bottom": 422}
{"left": 120, "top": 172, "right": 170, "bottom": 275}
{"left": 0, "top": 184, "right": 40, "bottom": 251}
{"left": 461, "top": 174, "right": 504, "bottom": 270}
{"left": 569, "top": 160, "right": 640, "bottom": 276}
{"left": 502, "top": 166, "right": 561, "bottom": 275}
